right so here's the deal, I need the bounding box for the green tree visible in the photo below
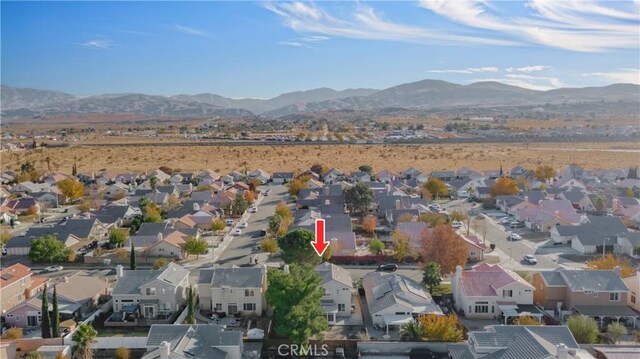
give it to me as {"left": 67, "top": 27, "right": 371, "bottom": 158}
{"left": 152, "top": 258, "right": 168, "bottom": 269}
{"left": 41, "top": 283, "right": 51, "bottom": 338}
{"left": 400, "top": 320, "right": 425, "bottom": 341}
{"left": 71, "top": 323, "right": 98, "bottom": 359}
{"left": 392, "top": 230, "right": 414, "bottom": 262}
{"left": 211, "top": 218, "right": 226, "bottom": 232}
{"left": 51, "top": 285, "right": 60, "bottom": 337}
{"left": 418, "top": 212, "right": 448, "bottom": 227}
{"left": 25, "top": 352, "right": 45, "bottom": 359}
{"left": 567, "top": 315, "right": 599, "bottom": 344}
{"left": 29, "top": 236, "right": 70, "bottom": 263}
{"left": 368, "top": 238, "right": 385, "bottom": 255}
{"left": 108, "top": 228, "right": 129, "bottom": 248}
{"left": 184, "top": 237, "right": 208, "bottom": 259}
{"left": 593, "top": 194, "right": 608, "bottom": 214}
{"left": 185, "top": 287, "right": 195, "bottom": 324}
{"left": 607, "top": 322, "right": 627, "bottom": 343}
{"left": 277, "top": 229, "right": 323, "bottom": 265}
{"left": 358, "top": 164, "right": 372, "bottom": 173}
{"left": 149, "top": 176, "right": 158, "bottom": 192}
{"left": 233, "top": 192, "right": 248, "bottom": 215}
{"left": 266, "top": 264, "right": 329, "bottom": 345}
{"left": 344, "top": 182, "right": 374, "bottom": 214}
{"left": 143, "top": 205, "right": 162, "bottom": 223}
{"left": 423, "top": 178, "right": 448, "bottom": 199}
{"left": 130, "top": 245, "right": 136, "bottom": 270}
{"left": 268, "top": 214, "right": 283, "bottom": 235}
{"left": 422, "top": 262, "right": 442, "bottom": 294}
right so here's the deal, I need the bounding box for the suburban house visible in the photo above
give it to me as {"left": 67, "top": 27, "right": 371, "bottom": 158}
{"left": 2, "top": 196, "right": 39, "bottom": 215}
{"left": 532, "top": 269, "right": 637, "bottom": 326}
{"left": 196, "top": 170, "right": 220, "bottom": 186}
{"left": 90, "top": 205, "right": 140, "bottom": 227}
{"left": 0, "top": 264, "right": 48, "bottom": 314}
{"left": 458, "top": 233, "right": 486, "bottom": 262}
{"left": 616, "top": 231, "right": 640, "bottom": 258}
{"left": 323, "top": 168, "right": 346, "bottom": 184}
{"left": 557, "top": 190, "right": 595, "bottom": 212}
{"left": 197, "top": 266, "right": 267, "bottom": 315}
{"left": 362, "top": 271, "right": 443, "bottom": 328}
{"left": 315, "top": 262, "right": 353, "bottom": 324}
{"left": 395, "top": 221, "right": 427, "bottom": 249}
{"left": 376, "top": 169, "right": 399, "bottom": 183}
{"left": 350, "top": 171, "right": 371, "bottom": 183}
{"left": 622, "top": 270, "right": 640, "bottom": 313}
{"left": 4, "top": 271, "right": 109, "bottom": 328}
{"left": 550, "top": 215, "right": 629, "bottom": 254}
{"left": 451, "top": 264, "right": 537, "bottom": 322}
{"left": 271, "top": 172, "right": 294, "bottom": 184}
{"left": 143, "top": 324, "right": 243, "bottom": 359}
{"left": 511, "top": 199, "right": 582, "bottom": 232}
{"left": 323, "top": 214, "right": 357, "bottom": 256}
{"left": 448, "top": 325, "right": 588, "bottom": 359}
{"left": 111, "top": 263, "right": 190, "bottom": 322}
{"left": 248, "top": 169, "right": 269, "bottom": 184}
{"left": 430, "top": 170, "right": 455, "bottom": 182}
{"left": 553, "top": 177, "right": 587, "bottom": 191}
{"left": 127, "top": 223, "right": 199, "bottom": 260}
{"left": 102, "top": 182, "right": 130, "bottom": 200}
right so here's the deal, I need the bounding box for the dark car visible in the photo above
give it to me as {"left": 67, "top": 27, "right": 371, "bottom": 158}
{"left": 377, "top": 264, "right": 398, "bottom": 272}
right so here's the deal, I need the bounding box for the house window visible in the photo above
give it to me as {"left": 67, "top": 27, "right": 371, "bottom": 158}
{"left": 610, "top": 292, "right": 620, "bottom": 301}
{"left": 323, "top": 288, "right": 329, "bottom": 296}
{"left": 243, "top": 303, "right": 256, "bottom": 311}
{"left": 631, "top": 292, "right": 636, "bottom": 304}
{"left": 338, "top": 304, "right": 345, "bottom": 312}
{"left": 245, "top": 289, "right": 255, "bottom": 297}
{"left": 593, "top": 292, "right": 598, "bottom": 298}
{"left": 503, "top": 290, "right": 513, "bottom": 298}
{"left": 146, "top": 288, "right": 156, "bottom": 296}
{"left": 474, "top": 302, "right": 489, "bottom": 314}
{"left": 214, "top": 303, "right": 222, "bottom": 311}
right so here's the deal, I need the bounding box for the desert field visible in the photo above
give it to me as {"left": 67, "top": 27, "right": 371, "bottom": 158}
{"left": 3, "top": 141, "right": 639, "bottom": 175}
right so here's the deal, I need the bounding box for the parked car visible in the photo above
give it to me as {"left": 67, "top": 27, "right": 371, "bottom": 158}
{"left": 377, "top": 264, "right": 398, "bottom": 272}
{"left": 234, "top": 229, "right": 242, "bottom": 236}
{"left": 225, "top": 219, "right": 235, "bottom": 225}
{"left": 507, "top": 232, "right": 521, "bottom": 241}
{"left": 43, "top": 265, "right": 64, "bottom": 273}
{"left": 523, "top": 255, "right": 538, "bottom": 264}
{"left": 1, "top": 246, "right": 7, "bottom": 256}
{"left": 249, "top": 207, "right": 258, "bottom": 213}
{"left": 239, "top": 222, "right": 248, "bottom": 228}
{"left": 500, "top": 217, "right": 513, "bottom": 225}
{"left": 509, "top": 220, "right": 524, "bottom": 228}
{"left": 451, "top": 221, "right": 463, "bottom": 229}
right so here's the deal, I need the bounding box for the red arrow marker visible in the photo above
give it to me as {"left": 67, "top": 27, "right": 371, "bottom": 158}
{"left": 311, "top": 218, "right": 329, "bottom": 257}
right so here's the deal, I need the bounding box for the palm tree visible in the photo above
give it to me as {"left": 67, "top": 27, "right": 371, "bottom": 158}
{"left": 593, "top": 194, "right": 608, "bottom": 214}
{"left": 422, "top": 262, "right": 442, "bottom": 294}
{"left": 400, "top": 320, "right": 425, "bottom": 341}
{"left": 72, "top": 323, "right": 97, "bottom": 359}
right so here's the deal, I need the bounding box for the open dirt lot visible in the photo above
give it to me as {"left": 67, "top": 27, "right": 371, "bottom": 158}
{"left": 3, "top": 141, "right": 638, "bottom": 174}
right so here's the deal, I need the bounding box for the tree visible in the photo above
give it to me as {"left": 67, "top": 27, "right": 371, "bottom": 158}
{"left": 268, "top": 214, "right": 284, "bottom": 235}
{"left": 418, "top": 212, "right": 448, "bottom": 227}
{"left": 275, "top": 202, "right": 293, "bottom": 222}
{"left": 152, "top": 258, "right": 169, "bottom": 269}
{"left": 422, "top": 262, "right": 442, "bottom": 294}
{"left": 244, "top": 190, "right": 255, "bottom": 205}
{"left": 567, "top": 315, "right": 598, "bottom": 344}
{"left": 265, "top": 264, "right": 329, "bottom": 345}
{"left": 277, "top": 229, "right": 323, "bottom": 265}
{"left": 586, "top": 253, "right": 635, "bottom": 277}
{"left": 391, "top": 230, "right": 414, "bottom": 262}
{"left": 149, "top": 176, "right": 158, "bottom": 192}
{"left": 490, "top": 177, "right": 519, "bottom": 197}
{"left": 184, "top": 237, "right": 208, "bottom": 259}
{"left": 130, "top": 245, "right": 136, "bottom": 270}
{"left": 116, "top": 249, "right": 129, "bottom": 261}
{"left": 233, "top": 192, "right": 248, "bottom": 215}
{"left": 368, "top": 238, "right": 385, "bottom": 255}
{"left": 400, "top": 320, "right": 425, "bottom": 341}
{"left": 29, "top": 236, "right": 70, "bottom": 263}
{"left": 533, "top": 165, "right": 555, "bottom": 182}
{"left": 358, "top": 164, "right": 372, "bottom": 173}
{"left": 606, "top": 323, "right": 627, "bottom": 343}
{"left": 115, "top": 347, "right": 130, "bottom": 359}
{"left": 310, "top": 164, "right": 324, "bottom": 175}
{"left": 513, "top": 316, "right": 543, "bottom": 326}
{"left": 260, "top": 237, "right": 278, "bottom": 253}
{"left": 417, "top": 314, "right": 464, "bottom": 342}
{"left": 626, "top": 188, "right": 635, "bottom": 198}
{"left": 185, "top": 287, "right": 195, "bottom": 324}
{"left": 56, "top": 178, "right": 84, "bottom": 203}
{"left": 211, "top": 218, "right": 226, "bottom": 232}
{"left": 421, "top": 225, "right": 468, "bottom": 274}
{"left": 423, "top": 178, "right": 448, "bottom": 199}
{"left": 51, "top": 285, "right": 60, "bottom": 337}
{"left": 108, "top": 228, "right": 129, "bottom": 248}
{"left": 1, "top": 327, "right": 23, "bottom": 339}
{"left": 71, "top": 323, "right": 98, "bottom": 359}
{"left": 628, "top": 165, "right": 638, "bottom": 179}
{"left": 361, "top": 215, "right": 377, "bottom": 236}
{"left": 25, "top": 352, "right": 45, "bottom": 359}
{"left": 344, "top": 183, "right": 374, "bottom": 214}
{"left": 593, "top": 194, "right": 608, "bottom": 214}
{"left": 143, "top": 205, "right": 162, "bottom": 223}
{"left": 288, "top": 179, "right": 306, "bottom": 196}
{"left": 449, "top": 210, "right": 467, "bottom": 222}
{"left": 41, "top": 284, "right": 52, "bottom": 338}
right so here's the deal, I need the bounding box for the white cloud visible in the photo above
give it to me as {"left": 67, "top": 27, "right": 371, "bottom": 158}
{"left": 77, "top": 38, "right": 113, "bottom": 49}
{"left": 472, "top": 73, "right": 565, "bottom": 91}
{"left": 174, "top": 24, "right": 210, "bottom": 37}
{"left": 429, "top": 66, "right": 497, "bottom": 74}
{"left": 277, "top": 41, "right": 308, "bottom": 48}
{"left": 506, "top": 65, "right": 551, "bottom": 73}
{"left": 429, "top": 69, "right": 473, "bottom": 74}
{"left": 467, "top": 66, "right": 498, "bottom": 72}
{"left": 581, "top": 69, "right": 640, "bottom": 84}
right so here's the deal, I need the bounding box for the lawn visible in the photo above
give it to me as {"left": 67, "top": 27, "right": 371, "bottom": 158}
{"left": 431, "top": 283, "right": 452, "bottom": 296}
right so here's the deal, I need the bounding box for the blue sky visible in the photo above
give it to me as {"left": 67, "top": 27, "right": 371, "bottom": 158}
{"left": 2, "top": 1, "right": 639, "bottom": 98}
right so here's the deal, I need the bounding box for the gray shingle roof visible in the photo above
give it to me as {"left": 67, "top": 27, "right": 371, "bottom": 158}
{"left": 199, "top": 267, "right": 265, "bottom": 288}
{"left": 469, "top": 325, "right": 579, "bottom": 359}
{"left": 145, "top": 324, "right": 241, "bottom": 350}
{"left": 315, "top": 262, "right": 352, "bottom": 288}
{"left": 112, "top": 263, "right": 188, "bottom": 295}
{"left": 362, "top": 272, "right": 442, "bottom": 315}
{"left": 539, "top": 271, "right": 566, "bottom": 287}
{"left": 559, "top": 270, "right": 629, "bottom": 292}
{"left": 556, "top": 215, "right": 628, "bottom": 246}
{"left": 6, "top": 218, "right": 99, "bottom": 248}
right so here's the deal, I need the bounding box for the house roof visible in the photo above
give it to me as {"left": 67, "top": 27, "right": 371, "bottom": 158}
{"left": 560, "top": 190, "right": 587, "bottom": 203}
{"left": 54, "top": 271, "right": 109, "bottom": 302}
{"left": 0, "top": 263, "right": 32, "bottom": 288}
{"left": 559, "top": 270, "right": 629, "bottom": 293}
{"left": 112, "top": 263, "right": 188, "bottom": 295}
{"left": 144, "top": 324, "right": 242, "bottom": 359}
{"left": 198, "top": 267, "right": 265, "bottom": 288}
{"left": 555, "top": 215, "right": 628, "bottom": 246}
{"left": 315, "top": 262, "right": 353, "bottom": 288}
{"left": 468, "top": 325, "right": 579, "bottom": 359}
{"left": 362, "top": 271, "right": 442, "bottom": 315}
{"left": 396, "top": 222, "right": 427, "bottom": 247}
{"left": 6, "top": 218, "right": 98, "bottom": 248}
{"left": 459, "top": 264, "right": 532, "bottom": 297}
{"left": 272, "top": 172, "right": 294, "bottom": 179}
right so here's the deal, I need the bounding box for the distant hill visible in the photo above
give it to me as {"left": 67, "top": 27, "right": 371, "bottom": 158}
{"left": 2, "top": 80, "right": 638, "bottom": 119}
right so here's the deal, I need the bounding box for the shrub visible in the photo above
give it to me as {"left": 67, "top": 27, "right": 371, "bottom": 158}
{"left": 2, "top": 327, "right": 23, "bottom": 339}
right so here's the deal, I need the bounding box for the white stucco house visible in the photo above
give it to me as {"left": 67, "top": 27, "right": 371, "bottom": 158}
{"left": 197, "top": 266, "right": 267, "bottom": 316}
{"left": 315, "top": 262, "right": 353, "bottom": 324}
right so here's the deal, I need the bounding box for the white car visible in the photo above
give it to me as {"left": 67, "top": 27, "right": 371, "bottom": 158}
{"left": 523, "top": 254, "right": 538, "bottom": 265}
{"left": 225, "top": 219, "right": 235, "bottom": 225}
{"left": 249, "top": 207, "right": 258, "bottom": 213}
{"left": 500, "top": 217, "right": 512, "bottom": 224}
{"left": 234, "top": 229, "right": 242, "bottom": 236}
{"left": 451, "top": 221, "right": 462, "bottom": 229}
{"left": 239, "top": 222, "right": 248, "bottom": 228}
{"left": 44, "top": 265, "right": 64, "bottom": 273}
{"left": 507, "top": 232, "right": 521, "bottom": 241}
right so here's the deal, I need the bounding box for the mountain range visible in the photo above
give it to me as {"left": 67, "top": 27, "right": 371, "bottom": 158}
{"left": 2, "top": 80, "right": 638, "bottom": 119}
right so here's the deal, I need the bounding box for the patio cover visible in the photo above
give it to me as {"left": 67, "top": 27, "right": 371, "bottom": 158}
{"left": 383, "top": 314, "right": 413, "bottom": 326}
{"left": 572, "top": 305, "right": 639, "bottom": 318}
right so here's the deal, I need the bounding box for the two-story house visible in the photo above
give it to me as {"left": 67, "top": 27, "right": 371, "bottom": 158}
{"left": 532, "top": 269, "right": 638, "bottom": 327}
{"left": 451, "top": 264, "right": 537, "bottom": 322}
{"left": 111, "top": 263, "right": 190, "bottom": 321}
{"left": 0, "top": 264, "right": 48, "bottom": 314}
{"left": 315, "top": 262, "right": 353, "bottom": 324}
{"left": 198, "top": 267, "right": 267, "bottom": 316}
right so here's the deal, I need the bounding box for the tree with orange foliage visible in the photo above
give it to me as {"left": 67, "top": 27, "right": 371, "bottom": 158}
{"left": 244, "top": 190, "right": 255, "bottom": 205}
{"left": 421, "top": 225, "right": 468, "bottom": 274}
{"left": 513, "top": 315, "right": 544, "bottom": 326}
{"left": 490, "top": 177, "right": 519, "bottom": 197}
{"left": 361, "top": 215, "right": 377, "bottom": 236}
{"left": 417, "top": 314, "right": 464, "bottom": 342}
{"left": 586, "top": 253, "right": 635, "bottom": 277}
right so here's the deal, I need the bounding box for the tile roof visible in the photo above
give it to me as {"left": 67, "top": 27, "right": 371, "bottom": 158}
{"left": 0, "top": 263, "right": 32, "bottom": 288}
{"left": 54, "top": 271, "right": 109, "bottom": 302}
{"left": 459, "top": 264, "right": 532, "bottom": 297}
